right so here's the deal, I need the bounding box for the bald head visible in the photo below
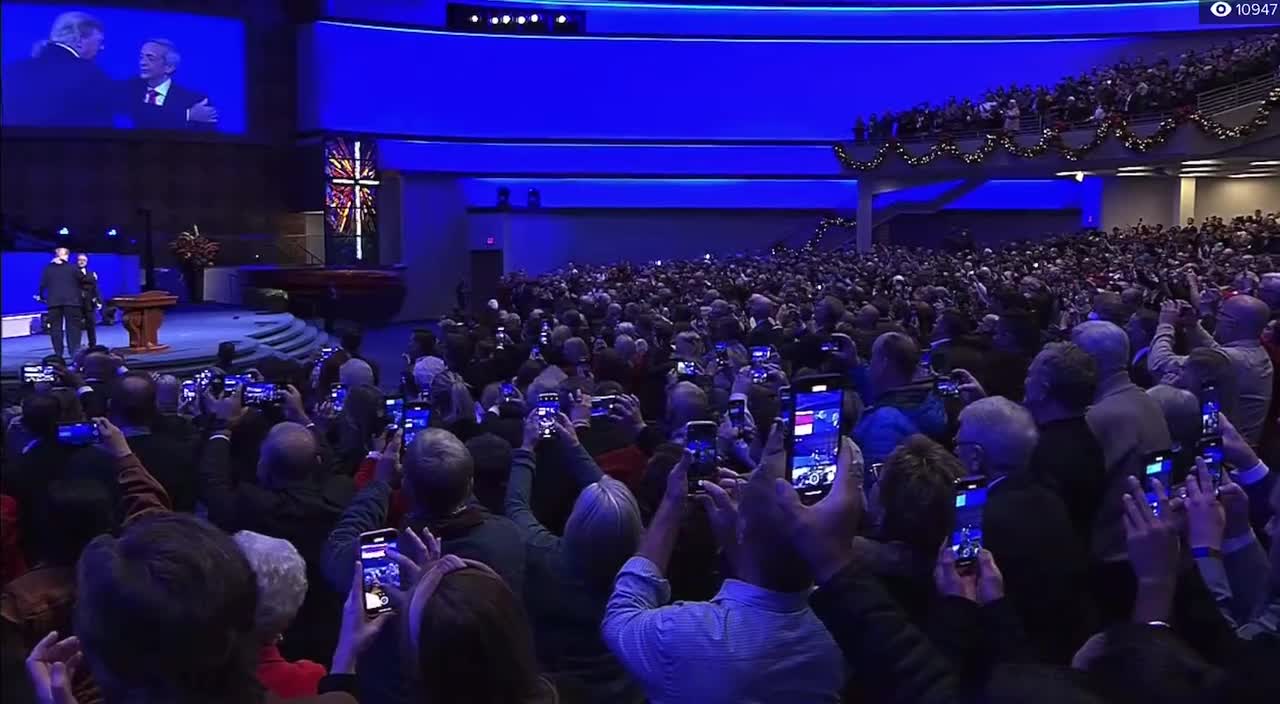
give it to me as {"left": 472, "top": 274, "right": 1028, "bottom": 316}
{"left": 109, "top": 372, "right": 157, "bottom": 427}
{"left": 258, "top": 422, "right": 318, "bottom": 485}
{"left": 667, "top": 381, "right": 709, "bottom": 430}
{"left": 1071, "top": 320, "right": 1130, "bottom": 379}
{"left": 1214, "top": 294, "right": 1269, "bottom": 344}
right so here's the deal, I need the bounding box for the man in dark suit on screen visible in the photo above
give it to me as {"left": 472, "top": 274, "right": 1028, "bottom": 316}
{"left": 35, "top": 247, "right": 85, "bottom": 359}
{"left": 121, "top": 39, "right": 219, "bottom": 130}
{"left": 1, "top": 11, "right": 112, "bottom": 127}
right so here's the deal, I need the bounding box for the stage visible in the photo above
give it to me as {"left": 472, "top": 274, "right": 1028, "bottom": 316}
{"left": 0, "top": 305, "right": 330, "bottom": 386}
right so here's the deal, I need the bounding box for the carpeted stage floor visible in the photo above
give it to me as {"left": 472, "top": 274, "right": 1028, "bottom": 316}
{"left": 1, "top": 306, "right": 331, "bottom": 385}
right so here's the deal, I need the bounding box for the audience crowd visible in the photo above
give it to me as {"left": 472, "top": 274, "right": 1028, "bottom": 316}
{"left": 3, "top": 208, "right": 1280, "bottom": 704}
{"left": 853, "top": 32, "right": 1280, "bottom": 142}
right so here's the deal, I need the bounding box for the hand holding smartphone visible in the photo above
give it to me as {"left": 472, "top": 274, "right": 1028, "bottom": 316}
{"left": 536, "top": 393, "right": 559, "bottom": 438}
{"left": 359, "top": 529, "right": 400, "bottom": 616}
{"left": 951, "top": 476, "right": 989, "bottom": 567}
{"left": 57, "top": 421, "right": 102, "bottom": 447}
{"left": 685, "top": 420, "right": 718, "bottom": 493}
{"left": 785, "top": 376, "right": 843, "bottom": 505}
{"left": 401, "top": 402, "right": 432, "bottom": 455}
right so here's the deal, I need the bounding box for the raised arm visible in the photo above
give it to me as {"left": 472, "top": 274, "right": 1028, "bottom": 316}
{"left": 96, "top": 418, "right": 171, "bottom": 523}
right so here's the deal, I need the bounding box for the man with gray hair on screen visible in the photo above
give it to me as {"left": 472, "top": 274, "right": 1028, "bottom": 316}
{"left": 124, "top": 37, "right": 219, "bottom": 128}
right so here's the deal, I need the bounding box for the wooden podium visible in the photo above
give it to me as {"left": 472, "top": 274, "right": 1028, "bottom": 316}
{"left": 111, "top": 290, "right": 178, "bottom": 353}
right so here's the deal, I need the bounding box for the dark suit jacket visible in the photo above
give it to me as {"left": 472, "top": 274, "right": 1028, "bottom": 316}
{"left": 1, "top": 43, "right": 112, "bottom": 127}
{"left": 77, "top": 268, "right": 102, "bottom": 308}
{"left": 38, "top": 261, "right": 83, "bottom": 307}
{"left": 1030, "top": 417, "right": 1108, "bottom": 551}
{"left": 119, "top": 77, "right": 209, "bottom": 130}
{"left": 982, "top": 474, "right": 1094, "bottom": 664}
{"left": 198, "top": 429, "right": 355, "bottom": 663}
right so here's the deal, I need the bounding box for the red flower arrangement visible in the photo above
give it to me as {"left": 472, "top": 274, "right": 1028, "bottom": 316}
{"left": 170, "top": 225, "right": 220, "bottom": 268}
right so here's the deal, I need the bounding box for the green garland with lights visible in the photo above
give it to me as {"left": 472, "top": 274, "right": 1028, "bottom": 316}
{"left": 834, "top": 88, "right": 1280, "bottom": 172}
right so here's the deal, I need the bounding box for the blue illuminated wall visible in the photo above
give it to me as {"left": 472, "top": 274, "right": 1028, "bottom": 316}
{"left": 321, "top": 0, "right": 1272, "bottom": 38}
{"left": 301, "top": 23, "right": 1269, "bottom": 143}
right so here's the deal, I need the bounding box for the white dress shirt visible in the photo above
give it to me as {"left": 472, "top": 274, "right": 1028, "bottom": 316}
{"left": 144, "top": 78, "right": 171, "bottom": 106}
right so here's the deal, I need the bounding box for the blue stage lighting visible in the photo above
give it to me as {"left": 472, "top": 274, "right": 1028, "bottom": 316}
{"left": 58, "top": 226, "right": 70, "bottom": 236}
{"left": 106, "top": 228, "right": 118, "bottom": 237}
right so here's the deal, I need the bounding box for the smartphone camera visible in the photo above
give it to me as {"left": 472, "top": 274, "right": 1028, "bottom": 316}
{"left": 500, "top": 382, "right": 518, "bottom": 403}
{"left": 952, "top": 476, "right": 989, "bottom": 566}
{"left": 243, "top": 382, "right": 281, "bottom": 407}
{"left": 715, "top": 342, "right": 729, "bottom": 365}
{"left": 57, "top": 421, "right": 102, "bottom": 447}
{"left": 222, "top": 375, "right": 246, "bottom": 397}
{"left": 1142, "top": 450, "right": 1174, "bottom": 511}
{"left": 330, "top": 383, "right": 349, "bottom": 413}
{"left": 935, "top": 378, "right": 960, "bottom": 398}
{"left": 359, "top": 529, "right": 400, "bottom": 616}
{"left": 786, "top": 377, "right": 843, "bottom": 505}
{"left": 496, "top": 326, "right": 507, "bottom": 350}
{"left": 728, "top": 398, "right": 746, "bottom": 429}
{"left": 536, "top": 392, "right": 559, "bottom": 438}
{"left": 820, "top": 339, "right": 840, "bottom": 354}
{"left": 591, "top": 395, "right": 618, "bottom": 418}
{"left": 676, "top": 360, "right": 698, "bottom": 379}
{"left": 686, "top": 421, "right": 718, "bottom": 493}
{"left": 1197, "top": 438, "right": 1224, "bottom": 487}
{"left": 401, "top": 402, "right": 432, "bottom": 454}
{"left": 181, "top": 379, "right": 198, "bottom": 405}
{"left": 21, "top": 364, "right": 56, "bottom": 384}
{"left": 384, "top": 396, "right": 404, "bottom": 426}
{"left": 1200, "top": 388, "right": 1221, "bottom": 438}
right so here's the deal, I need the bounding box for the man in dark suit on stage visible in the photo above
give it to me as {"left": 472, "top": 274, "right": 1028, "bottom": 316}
{"left": 121, "top": 39, "right": 219, "bottom": 130}
{"left": 1, "top": 11, "right": 112, "bottom": 127}
{"left": 35, "top": 247, "right": 84, "bottom": 359}
{"left": 77, "top": 252, "right": 104, "bottom": 348}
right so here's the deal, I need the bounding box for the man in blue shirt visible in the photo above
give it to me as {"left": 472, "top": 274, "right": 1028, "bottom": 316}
{"left": 602, "top": 432, "right": 844, "bottom": 703}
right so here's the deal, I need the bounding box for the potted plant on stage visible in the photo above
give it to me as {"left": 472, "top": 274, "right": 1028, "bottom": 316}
{"left": 170, "top": 225, "right": 220, "bottom": 303}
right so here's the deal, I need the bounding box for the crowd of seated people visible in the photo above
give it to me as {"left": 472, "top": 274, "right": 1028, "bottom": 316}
{"left": 1, "top": 207, "right": 1278, "bottom": 704}
{"left": 854, "top": 32, "right": 1280, "bottom": 143}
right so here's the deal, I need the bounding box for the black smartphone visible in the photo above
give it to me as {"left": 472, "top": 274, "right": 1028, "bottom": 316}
{"left": 242, "top": 382, "right": 281, "bottom": 406}
{"left": 57, "top": 421, "right": 101, "bottom": 447}
{"left": 318, "top": 346, "right": 336, "bottom": 361}
{"left": 536, "top": 392, "right": 559, "bottom": 438}
{"left": 500, "top": 381, "right": 518, "bottom": 402}
{"left": 1200, "top": 386, "right": 1221, "bottom": 438}
{"left": 676, "top": 360, "right": 698, "bottom": 379}
{"left": 715, "top": 341, "right": 729, "bottom": 365}
{"left": 181, "top": 379, "right": 198, "bottom": 405}
{"left": 934, "top": 378, "right": 960, "bottom": 398}
{"left": 384, "top": 395, "right": 404, "bottom": 426}
{"left": 820, "top": 339, "right": 840, "bottom": 354}
{"left": 919, "top": 348, "right": 934, "bottom": 371}
{"left": 951, "top": 476, "right": 989, "bottom": 567}
{"left": 591, "top": 395, "right": 618, "bottom": 417}
{"left": 330, "top": 383, "right": 349, "bottom": 413}
{"left": 728, "top": 398, "right": 746, "bottom": 428}
{"left": 778, "top": 385, "right": 793, "bottom": 427}
{"left": 359, "top": 529, "right": 400, "bottom": 616}
{"left": 786, "top": 375, "right": 844, "bottom": 505}
{"left": 222, "top": 375, "right": 246, "bottom": 396}
{"left": 496, "top": 326, "right": 507, "bottom": 350}
{"left": 401, "top": 401, "right": 432, "bottom": 453}
{"left": 750, "top": 346, "right": 770, "bottom": 383}
{"left": 1142, "top": 449, "right": 1175, "bottom": 511}
{"left": 1197, "top": 437, "right": 1224, "bottom": 487}
{"left": 21, "top": 364, "right": 56, "bottom": 384}
{"left": 686, "top": 420, "right": 718, "bottom": 493}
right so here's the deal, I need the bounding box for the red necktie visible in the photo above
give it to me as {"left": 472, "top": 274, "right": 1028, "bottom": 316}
{"left": 145, "top": 88, "right": 158, "bottom": 105}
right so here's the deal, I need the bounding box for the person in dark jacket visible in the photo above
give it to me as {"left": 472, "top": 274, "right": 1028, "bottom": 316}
{"left": 198, "top": 388, "right": 355, "bottom": 664}
{"left": 1, "top": 12, "right": 112, "bottom": 127}
{"left": 75, "top": 253, "right": 102, "bottom": 349}
{"left": 118, "top": 39, "right": 219, "bottom": 130}
{"left": 1024, "top": 342, "right": 1108, "bottom": 549}
{"left": 854, "top": 332, "right": 948, "bottom": 465}
{"left": 957, "top": 397, "right": 1094, "bottom": 664}
{"left": 35, "top": 248, "right": 84, "bottom": 359}
{"left": 506, "top": 411, "right": 644, "bottom": 703}
{"left": 320, "top": 427, "right": 524, "bottom": 704}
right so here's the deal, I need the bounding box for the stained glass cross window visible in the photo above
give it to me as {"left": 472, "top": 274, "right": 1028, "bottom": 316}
{"left": 324, "top": 137, "right": 380, "bottom": 263}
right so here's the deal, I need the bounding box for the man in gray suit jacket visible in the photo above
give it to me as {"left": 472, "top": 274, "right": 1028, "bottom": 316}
{"left": 1073, "top": 321, "right": 1172, "bottom": 561}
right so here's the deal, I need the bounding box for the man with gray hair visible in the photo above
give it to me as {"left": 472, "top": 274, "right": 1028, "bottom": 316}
{"left": 320, "top": 427, "right": 525, "bottom": 704}
{"left": 125, "top": 37, "right": 218, "bottom": 128}
{"left": 1072, "top": 320, "right": 1171, "bottom": 560}
{"left": 232, "top": 530, "right": 327, "bottom": 698}
{"left": 956, "top": 397, "right": 1091, "bottom": 663}
{"left": 2, "top": 11, "right": 111, "bottom": 126}
{"left": 1024, "top": 342, "right": 1108, "bottom": 548}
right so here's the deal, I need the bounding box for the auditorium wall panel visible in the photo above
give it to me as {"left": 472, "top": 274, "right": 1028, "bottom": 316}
{"left": 1193, "top": 177, "right": 1280, "bottom": 219}
{"left": 299, "top": 23, "right": 1257, "bottom": 142}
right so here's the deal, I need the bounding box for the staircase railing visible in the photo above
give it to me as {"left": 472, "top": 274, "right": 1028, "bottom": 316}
{"left": 1197, "top": 69, "right": 1280, "bottom": 116}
